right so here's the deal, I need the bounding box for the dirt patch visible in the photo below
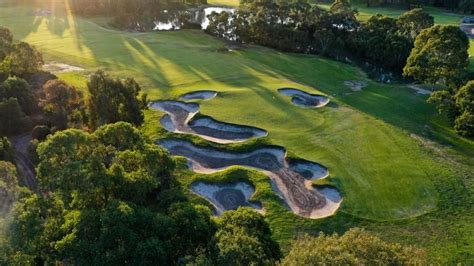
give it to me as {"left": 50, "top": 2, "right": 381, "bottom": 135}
{"left": 150, "top": 100, "right": 267, "bottom": 144}
{"left": 344, "top": 80, "right": 368, "bottom": 91}
{"left": 33, "top": 8, "right": 52, "bottom": 17}
{"left": 180, "top": 90, "right": 217, "bottom": 101}
{"left": 43, "top": 63, "right": 84, "bottom": 73}
{"left": 278, "top": 88, "right": 330, "bottom": 108}
{"left": 190, "top": 181, "right": 264, "bottom": 215}
{"left": 158, "top": 138, "right": 342, "bottom": 219}
{"left": 407, "top": 84, "right": 431, "bottom": 95}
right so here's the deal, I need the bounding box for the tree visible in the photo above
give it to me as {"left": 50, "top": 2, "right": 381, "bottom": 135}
{"left": 214, "top": 207, "right": 282, "bottom": 265}
{"left": 452, "top": 81, "right": 474, "bottom": 137}
{"left": 86, "top": 70, "right": 145, "bottom": 129}
{"left": 6, "top": 42, "right": 44, "bottom": 76}
{"left": 0, "top": 98, "right": 31, "bottom": 136}
{"left": 403, "top": 25, "right": 469, "bottom": 86}
{"left": 0, "top": 27, "right": 13, "bottom": 60}
{"left": 397, "top": 8, "right": 434, "bottom": 41}
{"left": 282, "top": 228, "right": 427, "bottom": 265}
{"left": 40, "top": 79, "right": 86, "bottom": 130}
{"left": 454, "top": 80, "right": 474, "bottom": 114}
{"left": 37, "top": 122, "right": 174, "bottom": 208}
{"left": 0, "top": 77, "right": 36, "bottom": 115}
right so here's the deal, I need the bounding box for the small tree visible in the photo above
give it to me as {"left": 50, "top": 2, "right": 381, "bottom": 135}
{"left": 0, "top": 137, "right": 13, "bottom": 162}
{"left": 0, "top": 27, "right": 13, "bottom": 59}
{"left": 7, "top": 42, "right": 44, "bottom": 76}
{"left": 0, "top": 77, "right": 36, "bottom": 115}
{"left": 40, "top": 79, "right": 86, "bottom": 130}
{"left": 403, "top": 25, "right": 469, "bottom": 87}
{"left": 0, "top": 98, "right": 31, "bottom": 135}
{"left": 86, "top": 70, "right": 144, "bottom": 129}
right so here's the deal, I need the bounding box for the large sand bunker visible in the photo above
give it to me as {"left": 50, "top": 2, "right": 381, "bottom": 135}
{"left": 190, "top": 181, "right": 263, "bottom": 215}
{"left": 150, "top": 100, "right": 267, "bottom": 144}
{"left": 158, "top": 138, "right": 341, "bottom": 219}
{"left": 180, "top": 90, "right": 218, "bottom": 101}
{"left": 278, "top": 88, "right": 330, "bottom": 108}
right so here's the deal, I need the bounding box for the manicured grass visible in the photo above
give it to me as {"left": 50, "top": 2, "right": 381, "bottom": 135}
{"left": 1, "top": 1, "right": 473, "bottom": 262}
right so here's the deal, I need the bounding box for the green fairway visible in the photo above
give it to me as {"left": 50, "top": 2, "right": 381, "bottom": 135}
{"left": 0, "top": 1, "right": 473, "bottom": 261}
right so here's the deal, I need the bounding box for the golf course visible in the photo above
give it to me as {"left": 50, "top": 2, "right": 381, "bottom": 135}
{"left": 0, "top": 0, "right": 472, "bottom": 263}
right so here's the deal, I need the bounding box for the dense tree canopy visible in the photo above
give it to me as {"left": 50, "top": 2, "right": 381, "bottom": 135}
{"left": 37, "top": 122, "right": 174, "bottom": 207}
{"left": 214, "top": 207, "right": 282, "bottom": 265}
{"left": 282, "top": 228, "right": 426, "bottom": 265}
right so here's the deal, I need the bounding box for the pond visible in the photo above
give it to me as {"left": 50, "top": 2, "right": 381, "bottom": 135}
{"left": 154, "top": 7, "right": 235, "bottom": 31}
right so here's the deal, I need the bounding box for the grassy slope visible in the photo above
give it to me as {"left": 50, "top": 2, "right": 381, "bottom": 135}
{"left": 0, "top": 1, "right": 472, "bottom": 262}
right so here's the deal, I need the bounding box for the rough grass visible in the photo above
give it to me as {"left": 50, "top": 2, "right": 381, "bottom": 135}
{"left": 0, "top": 1, "right": 473, "bottom": 262}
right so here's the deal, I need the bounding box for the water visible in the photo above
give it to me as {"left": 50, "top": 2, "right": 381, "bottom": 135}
{"left": 154, "top": 7, "right": 235, "bottom": 31}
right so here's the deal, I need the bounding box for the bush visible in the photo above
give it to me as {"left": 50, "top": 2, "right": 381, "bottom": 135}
{"left": 282, "top": 228, "right": 427, "bottom": 265}
{"left": 32, "top": 125, "right": 50, "bottom": 141}
{"left": 0, "top": 98, "right": 31, "bottom": 136}
{"left": 454, "top": 111, "right": 474, "bottom": 137}
{"left": 0, "top": 137, "right": 13, "bottom": 162}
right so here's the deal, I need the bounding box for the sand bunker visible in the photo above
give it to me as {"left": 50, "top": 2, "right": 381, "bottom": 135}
{"left": 190, "top": 181, "right": 263, "bottom": 215}
{"left": 278, "top": 88, "right": 330, "bottom": 108}
{"left": 180, "top": 90, "right": 217, "bottom": 101}
{"left": 344, "top": 80, "right": 368, "bottom": 91}
{"left": 158, "top": 138, "right": 341, "bottom": 219}
{"left": 149, "top": 100, "right": 267, "bottom": 144}
{"left": 43, "top": 63, "right": 84, "bottom": 73}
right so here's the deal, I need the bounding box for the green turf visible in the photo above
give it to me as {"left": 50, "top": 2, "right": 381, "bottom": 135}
{"left": 0, "top": 1, "right": 473, "bottom": 262}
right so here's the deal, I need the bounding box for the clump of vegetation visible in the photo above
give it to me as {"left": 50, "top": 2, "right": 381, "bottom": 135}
{"left": 282, "top": 228, "right": 427, "bottom": 265}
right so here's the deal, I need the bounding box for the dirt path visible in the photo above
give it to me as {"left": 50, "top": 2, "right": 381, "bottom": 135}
{"left": 10, "top": 134, "right": 38, "bottom": 191}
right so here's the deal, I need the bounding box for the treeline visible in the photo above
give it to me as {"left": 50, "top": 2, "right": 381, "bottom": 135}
{"left": 207, "top": 0, "right": 432, "bottom": 71}
{"left": 361, "top": 0, "right": 474, "bottom": 13}
{"left": 206, "top": 0, "right": 473, "bottom": 137}
{"left": 70, "top": 0, "right": 206, "bottom": 30}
